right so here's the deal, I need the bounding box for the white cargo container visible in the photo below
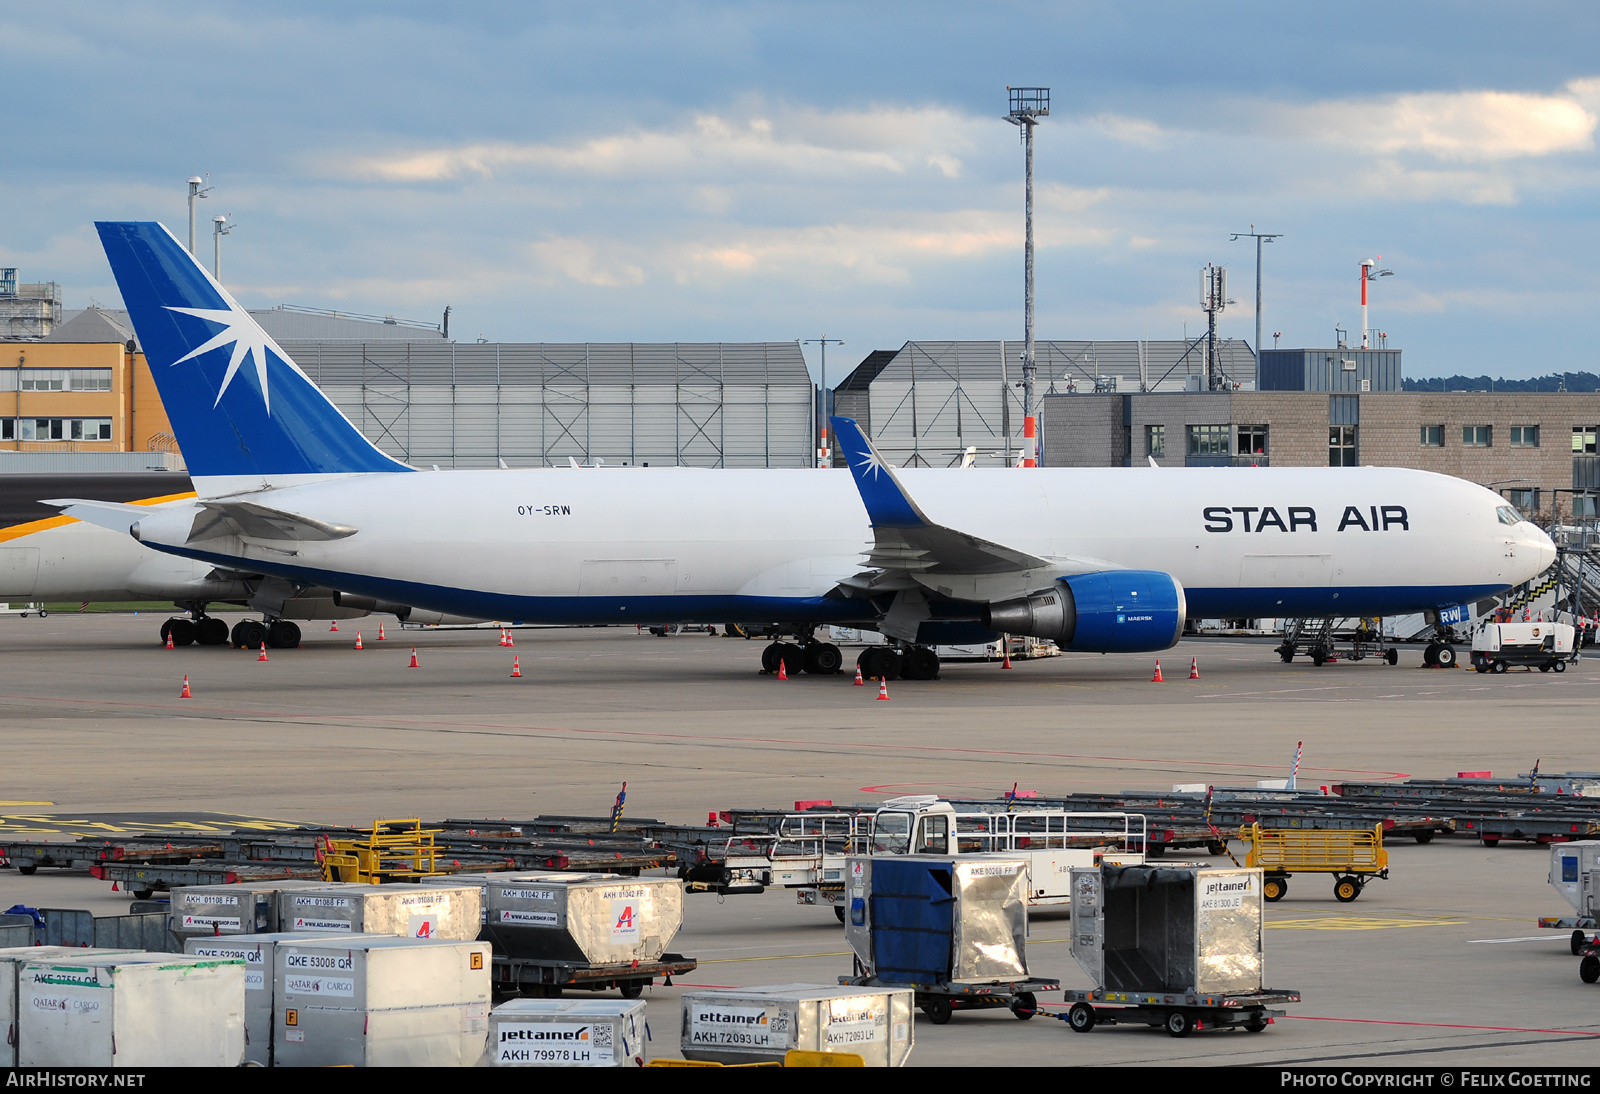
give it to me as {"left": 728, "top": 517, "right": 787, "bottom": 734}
{"left": 681, "top": 984, "right": 914, "bottom": 1066}
{"left": 17, "top": 953, "right": 246, "bottom": 1067}
{"left": 186, "top": 931, "right": 378, "bottom": 1066}
{"left": 1550, "top": 841, "right": 1600, "bottom": 916}
{"left": 273, "top": 935, "right": 492, "bottom": 1067}
{"left": 488, "top": 998, "right": 648, "bottom": 1067}
{"left": 476, "top": 873, "right": 683, "bottom": 964}
{"left": 170, "top": 879, "right": 330, "bottom": 940}
{"left": 278, "top": 882, "right": 481, "bottom": 940}
{"left": 1, "top": 948, "right": 136, "bottom": 1067}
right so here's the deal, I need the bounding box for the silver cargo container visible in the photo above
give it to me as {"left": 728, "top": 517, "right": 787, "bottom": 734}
{"left": 1069, "top": 864, "right": 1264, "bottom": 995}
{"left": 186, "top": 931, "right": 377, "bottom": 1066}
{"left": 17, "top": 953, "right": 246, "bottom": 1067}
{"left": 278, "top": 882, "right": 482, "bottom": 940}
{"left": 1549, "top": 841, "right": 1600, "bottom": 916}
{"left": 1, "top": 948, "right": 136, "bottom": 1067}
{"left": 273, "top": 935, "right": 492, "bottom": 1067}
{"left": 171, "top": 879, "right": 329, "bottom": 940}
{"left": 476, "top": 873, "right": 683, "bottom": 964}
{"left": 681, "top": 984, "right": 914, "bottom": 1066}
{"left": 488, "top": 998, "right": 648, "bottom": 1067}
{"left": 843, "top": 855, "right": 1030, "bottom": 984}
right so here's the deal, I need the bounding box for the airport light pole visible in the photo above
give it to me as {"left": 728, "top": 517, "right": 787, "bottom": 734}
{"left": 1360, "top": 258, "right": 1393, "bottom": 348}
{"left": 187, "top": 176, "right": 212, "bottom": 256}
{"left": 212, "top": 215, "right": 233, "bottom": 280}
{"left": 802, "top": 337, "right": 844, "bottom": 467}
{"left": 1229, "top": 226, "right": 1281, "bottom": 359}
{"left": 1004, "top": 87, "right": 1049, "bottom": 466}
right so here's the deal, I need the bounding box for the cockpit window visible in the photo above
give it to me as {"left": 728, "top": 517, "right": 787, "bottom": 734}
{"left": 1496, "top": 505, "right": 1524, "bottom": 526}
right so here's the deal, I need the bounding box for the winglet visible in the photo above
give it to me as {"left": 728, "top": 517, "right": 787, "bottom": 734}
{"left": 830, "top": 416, "right": 930, "bottom": 528}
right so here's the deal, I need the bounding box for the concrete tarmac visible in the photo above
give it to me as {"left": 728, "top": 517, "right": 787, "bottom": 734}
{"left": 2, "top": 614, "right": 1597, "bottom": 1066}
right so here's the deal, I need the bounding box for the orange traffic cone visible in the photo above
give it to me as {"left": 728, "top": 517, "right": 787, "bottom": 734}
{"left": 505, "top": 630, "right": 515, "bottom": 648}
{"left": 377, "top": 624, "right": 386, "bottom": 641}
{"left": 499, "top": 628, "right": 508, "bottom": 647}
{"left": 510, "top": 656, "right": 521, "bottom": 678}
{"left": 777, "top": 659, "right": 788, "bottom": 681}
{"left": 876, "top": 678, "right": 890, "bottom": 701}
{"left": 1189, "top": 657, "right": 1200, "bottom": 679}
{"left": 408, "top": 648, "right": 419, "bottom": 668}
{"left": 330, "top": 620, "right": 338, "bottom": 632}
{"left": 1002, "top": 649, "right": 1012, "bottom": 669}
{"left": 180, "top": 675, "right": 191, "bottom": 699}
{"left": 1152, "top": 660, "right": 1164, "bottom": 683}
{"left": 165, "top": 630, "right": 174, "bottom": 650}
{"left": 853, "top": 665, "right": 864, "bottom": 686}
{"left": 256, "top": 642, "right": 268, "bottom": 662}
{"left": 354, "top": 631, "right": 363, "bottom": 650}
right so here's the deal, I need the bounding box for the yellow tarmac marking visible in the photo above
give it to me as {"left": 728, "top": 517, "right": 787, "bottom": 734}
{"left": 1267, "top": 915, "right": 1465, "bottom": 931}
{"left": 0, "top": 801, "right": 54, "bottom": 807}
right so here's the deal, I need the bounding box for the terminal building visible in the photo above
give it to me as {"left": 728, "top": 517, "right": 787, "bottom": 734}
{"left": 0, "top": 304, "right": 814, "bottom": 470}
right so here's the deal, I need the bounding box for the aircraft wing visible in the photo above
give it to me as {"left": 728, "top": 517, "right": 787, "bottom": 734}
{"left": 830, "top": 416, "right": 1062, "bottom": 585}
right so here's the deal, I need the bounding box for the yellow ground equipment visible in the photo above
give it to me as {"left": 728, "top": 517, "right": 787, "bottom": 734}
{"left": 318, "top": 819, "right": 445, "bottom": 883}
{"left": 1241, "top": 823, "right": 1389, "bottom": 903}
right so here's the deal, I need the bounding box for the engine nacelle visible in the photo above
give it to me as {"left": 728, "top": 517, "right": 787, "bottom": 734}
{"left": 981, "top": 570, "right": 1185, "bottom": 653}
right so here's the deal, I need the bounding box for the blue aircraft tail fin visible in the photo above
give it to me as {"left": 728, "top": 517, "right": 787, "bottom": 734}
{"left": 96, "top": 221, "right": 412, "bottom": 481}
{"left": 829, "top": 416, "right": 930, "bottom": 528}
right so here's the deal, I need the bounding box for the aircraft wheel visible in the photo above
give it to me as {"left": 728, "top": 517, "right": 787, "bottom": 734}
{"left": 236, "top": 619, "right": 267, "bottom": 651}
{"left": 196, "top": 617, "right": 230, "bottom": 646}
{"left": 761, "top": 642, "right": 785, "bottom": 673}
{"left": 1436, "top": 645, "right": 1457, "bottom": 668}
{"left": 860, "top": 647, "right": 901, "bottom": 682}
{"left": 804, "top": 642, "right": 843, "bottom": 675}
{"left": 1423, "top": 642, "right": 1439, "bottom": 665}
{"left": 902, "top": 647, "right": 940, "bottom": 680}
{"left": 268, "top": 620, "right": 301, "bottom": 649}
{"left": 168, "top": 618, "right": 197, "bottom": 647}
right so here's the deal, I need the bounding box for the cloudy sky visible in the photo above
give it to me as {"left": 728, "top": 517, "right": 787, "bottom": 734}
{"left": 4, "top": 2, "right": 1598, "bottom": 381}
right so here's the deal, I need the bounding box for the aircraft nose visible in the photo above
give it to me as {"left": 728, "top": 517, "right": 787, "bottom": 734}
{"left": 1527, "top": 524, "right": 1556, "bottom": 575}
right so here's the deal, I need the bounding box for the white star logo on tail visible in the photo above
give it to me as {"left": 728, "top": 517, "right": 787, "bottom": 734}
{"left": 166, "top": 305, "right": 283, "bottom": 415}
{"left": 856, "top": 445, "right": 886, "bottom": 479}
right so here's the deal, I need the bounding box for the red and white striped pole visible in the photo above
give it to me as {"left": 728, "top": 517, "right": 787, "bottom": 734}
{"left": 1022, "top": 415, "right": 1037, "bottom": 468}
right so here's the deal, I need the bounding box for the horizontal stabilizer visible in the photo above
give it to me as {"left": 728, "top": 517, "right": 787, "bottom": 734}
{"left": 43, "top": 498, "right": 151, "bottom": 534}
{"left": 189, "top": 500, "right": 358, "bottom": 543}
{"left": 830, "top": 416, "right": 1050, "bottom": 576}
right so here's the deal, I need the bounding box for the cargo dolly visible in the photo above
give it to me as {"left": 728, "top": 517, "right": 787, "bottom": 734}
{"left": 1537, "top": 916, "right": 1597, "bottom": 955}
{"left": 492, "top": 952, "right": 697, "bottom": 1001}
{"left": 839, "top": 967, "right": 1059, "bottom": 1026}
{"left": 1060, "top": 987, "right": 1301, "bottom": 1037}
{"left": 1241, "top": 822, "right": 1389, "bottom": 902}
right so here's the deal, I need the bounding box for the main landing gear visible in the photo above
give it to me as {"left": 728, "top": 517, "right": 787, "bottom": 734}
{"left": 1422, "top": 641, "right": 1458, "bottom": 668}
{"left": 761, "top": 638, "right": 844, "bottom": 676}
{"left": 232, "top": 618, "right": 301, "bottom": 649}
{"left": 157, "top": 610, "right": 300, "bottom": 649}
{"left": 160, "top": 612, "right": 230, "bottom": 647}
{"left": 856, "top": 644, "right": 940, "bottom": 681}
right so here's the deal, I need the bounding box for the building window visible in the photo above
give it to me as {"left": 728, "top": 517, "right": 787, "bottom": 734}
{"left": 1420, "top": 425, "right": 1444, "bottom": 447}
{"left": 12, "top": 417, "right": 112, "bottom": 442}
{"left": 1329, "top": 425, "right": 1358, "bottom": 466}
{"left": 1574, "top": 494, "right": 1599, "bottom": 519}
{"left": 0, "top": 419, "right": 10, "bottom": 440}
{"left": 1463, "top": 425, "right": 1492, "bottom": 447}
{"left": 1510, "top": 425, "right": 1539, "bottom": 447}
{"left": 1236, "top": 425, "right": 1268, "bottom": 456}
{"left": 1146, "top": 424, "right": 1165, "bottom": 458}
{"left": 1574, "top": 426, "right": 1598, "bottom": 455}
{"left": 1507, "top": 488, "right": 1538, "bottom": 513}
{"left": 1187, "top": 425, "right": 1230, "bottom": 457}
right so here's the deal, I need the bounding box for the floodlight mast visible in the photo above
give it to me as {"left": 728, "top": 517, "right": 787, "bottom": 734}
{"left": 1229, "top": 226, "right": 1281, "bottom": 360}
{"left": 186, "top": 176, "right": 212, "bottom": 256}
{"left": 1004, "top": 86, "right": 1048, "bottom": 466}
{"left": 1360, "top": 257, "right": 1393, "bottom": 348}
{"left": 802, "top": 337, "right": 844, "bottom": 467}
{"left": 212, "top": 215, "right": 233, "bottom": 280}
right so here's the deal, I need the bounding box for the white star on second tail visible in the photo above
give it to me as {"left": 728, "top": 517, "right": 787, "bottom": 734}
{"left": 166, "top": 305, "right": 278, "bottom": 414}
{"left": 857, "top": 445, "right": 885, "bottom": 479}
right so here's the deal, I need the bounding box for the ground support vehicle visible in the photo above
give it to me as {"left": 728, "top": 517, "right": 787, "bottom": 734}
{"left": 1471, "top": 620, "right": 1576, "bottom": 673}
{"left": 1241, "top": 822, "right": 1389, "bottom": 902}
{"left": 1541, "top": 916, "right": 1598, "bottom": 955}
{"left": 839, "top": 968, "right": 1059, "bottom": 1026}
{"left": 1275, "top": 617, "right": 1400, "bottom": 667}
{"left": 699, "top": 798, "right": 1146, "bottom": 915}
{"left": 1060, "top": 987, "right": 1300, "bottom": 1037}
{"left": 88, "top": 862, "right": 315, "bottom": 900}
{"left": 491, "top": 952, "right": 697, "bottom": 1002}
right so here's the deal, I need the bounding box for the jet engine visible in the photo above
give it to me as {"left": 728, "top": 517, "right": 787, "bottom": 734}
{"left": 981, "top": 570, "right": 1185, "bottom": 653}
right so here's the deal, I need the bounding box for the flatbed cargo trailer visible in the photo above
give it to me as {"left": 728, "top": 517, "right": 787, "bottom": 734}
{"left": 1060, "top": 987, "right": 1301, "bottom": 1037}
{"left": 839, "top": 969, "right": 1059, "bottom": 1026}
{"left": 492, "top": 952, "right": 696, "bottom": 1000}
